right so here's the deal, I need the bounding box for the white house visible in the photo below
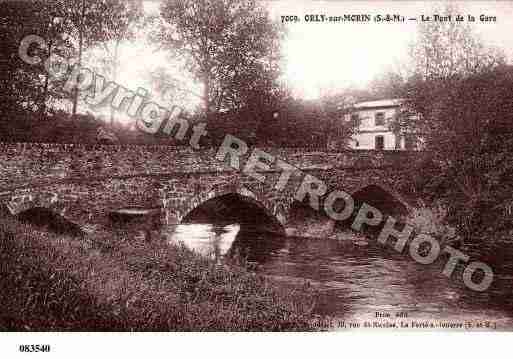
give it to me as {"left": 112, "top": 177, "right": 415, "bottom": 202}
{"left": 345, "top": 98, "right": 417, "bottom": 150}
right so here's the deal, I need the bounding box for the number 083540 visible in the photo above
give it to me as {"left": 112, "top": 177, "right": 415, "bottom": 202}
{"left": 19, "top": 344, "right": 51, "bottom": 353}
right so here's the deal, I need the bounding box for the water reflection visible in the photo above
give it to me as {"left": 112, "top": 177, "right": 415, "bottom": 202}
{"left": 163, "top": 223, "right": 513, "bottom": 329}
{"left": 166, "top": 223, "right": 240, "bottom": 259}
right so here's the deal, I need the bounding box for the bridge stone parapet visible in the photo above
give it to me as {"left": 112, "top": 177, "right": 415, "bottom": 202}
{"left": 0, "top": 143, "right": 415, "bottom": 189}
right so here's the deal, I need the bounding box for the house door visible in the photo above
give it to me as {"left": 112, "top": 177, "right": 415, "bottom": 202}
{"left": 375, "top": 135, "right": 384, "bottom": 150}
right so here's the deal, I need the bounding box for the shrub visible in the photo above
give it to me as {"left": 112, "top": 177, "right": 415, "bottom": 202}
{"left": 406, "top": 203, "right": 460, "bottom": 247}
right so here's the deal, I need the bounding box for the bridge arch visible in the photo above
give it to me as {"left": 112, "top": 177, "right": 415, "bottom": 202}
{"left": 12, "top": 206, "right": 83, "bottom": 235}
{"left": 173, "top": 187, "right": 287, "bottom": 235}
{"left": 351, "top": 182, "right": 411, "bottom": 218}
{"left": 6, "top": 190, "right": 69, "bottom": 218}
{"left": 4, "top": 189, "right": 88, "bottom": 232}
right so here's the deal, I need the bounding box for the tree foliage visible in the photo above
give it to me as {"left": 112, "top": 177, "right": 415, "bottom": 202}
{"left": 410, "top": 4, "right": 505, "bottom": 81}
{"left": 62, "top": 0, "right": 142, "bottom": 115}
{"left": 152, "top": 0, "right": 284, "bottom": 118}
{"left": 0, "top": 1, "right": 72, "bottom": 116}
{"left": 402, "top": 4, "right": 511, "bottom": 241}
{"left": 93, "top": 0, "right": 145, "bottom": 123}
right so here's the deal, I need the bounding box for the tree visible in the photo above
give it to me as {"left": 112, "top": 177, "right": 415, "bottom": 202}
{"left": 63, "top": 0, "right": 129, "bottom": 116}
{"left": 414, "top": 67, "right": 513, "bottom": 239}
{"left": 410, "top": 4, "right": 504, "bottom": 81}
{"left": 403, "top": 3, "right": 506, "bottom": 150}
{"left": 97, "top": 0, "right": 144, "bottom": 124}
{"left": 145, "top": 65, "right": 202, "bottom": 111}
{"left": 152, "top": 0, "right": 283, "bottom": 120}
{"left": 318, "top": 91, "right": 358, "bottom": 150}
{"left": 367, "top": 69, "right": 407, "bottom": 100}
{"left": 37, "top": 1, "right": 79, "bottom": 117}
{"left": 1, "top": 1, "right": 42, "bottom": 115}
{"left": 0, "top": 1, "right": 75, "bottom": 117}
{"left": 400, "top": 3, "right": 510, "bottom": 241}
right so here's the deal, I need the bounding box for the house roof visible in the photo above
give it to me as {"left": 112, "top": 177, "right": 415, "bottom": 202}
{"left": 353, "top": 98, "right": 404, "bottom": 109}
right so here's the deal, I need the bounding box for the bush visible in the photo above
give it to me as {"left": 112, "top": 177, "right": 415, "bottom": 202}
{"left": 404, "top": 66, "right": 513, "bottom": 242}
{"left": 406, "top": 203, "right": 460, "bottom": 247}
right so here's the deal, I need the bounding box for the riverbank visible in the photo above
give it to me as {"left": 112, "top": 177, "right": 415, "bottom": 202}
{"left": 0, "top": 216, "right": 316, "bottom": 331}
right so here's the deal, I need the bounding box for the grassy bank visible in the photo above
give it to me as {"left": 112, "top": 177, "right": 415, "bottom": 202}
{"left": 0, "top": 216, "right": 316, "bottom": 331}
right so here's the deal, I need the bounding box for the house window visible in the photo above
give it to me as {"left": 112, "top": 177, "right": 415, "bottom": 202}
{"left": 375, "top": 112, "right": 385, "bottom": 126}
{"left": 375, "top": 135, "right": 384, "bottom": 150}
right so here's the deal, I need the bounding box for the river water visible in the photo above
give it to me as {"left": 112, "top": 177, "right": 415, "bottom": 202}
{"left": 164, "top": 222, "right": 513, "bottom": 330}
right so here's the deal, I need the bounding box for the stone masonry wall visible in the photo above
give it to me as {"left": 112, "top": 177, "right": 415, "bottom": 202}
{"left": 0, "top": 143, "right": 415, "bottom": 232}
{"left": 0, "top": 143, "right": 414, "bottom": 190}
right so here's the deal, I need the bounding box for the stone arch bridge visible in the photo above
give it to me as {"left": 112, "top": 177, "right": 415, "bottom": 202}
{"left": 0, "top": 143, "right": 416, "bottom": 236}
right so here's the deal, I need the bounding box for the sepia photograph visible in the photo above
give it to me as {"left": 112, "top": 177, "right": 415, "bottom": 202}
{"left": 1, "top": 0, "right": 513, "bottom": 356}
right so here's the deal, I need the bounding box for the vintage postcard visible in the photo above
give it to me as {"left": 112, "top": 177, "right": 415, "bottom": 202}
{"left": 1, "top": 0, "right": 512, "bottom": 356}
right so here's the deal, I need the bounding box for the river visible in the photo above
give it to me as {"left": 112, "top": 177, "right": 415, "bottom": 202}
{"left": 164, "top": 222, "right": 513, "bottom": 330}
